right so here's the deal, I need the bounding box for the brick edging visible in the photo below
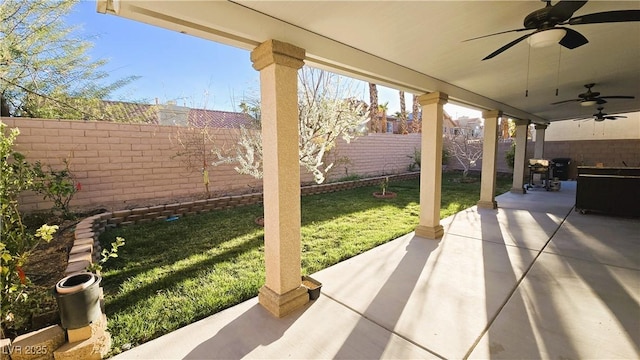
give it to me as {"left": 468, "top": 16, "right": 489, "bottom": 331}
{"left": 65, "top": 172, "right": 420, "bottom": 275}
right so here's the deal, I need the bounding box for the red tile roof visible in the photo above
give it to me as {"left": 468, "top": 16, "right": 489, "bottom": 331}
{"left": 100, "top": 101, "right": 254, "bottom": 128}
{"left": 99, "top": 101, "right": 158, "bottom": 123}
{"left": 188, "top": 108, "right": 255, "bottom": 128}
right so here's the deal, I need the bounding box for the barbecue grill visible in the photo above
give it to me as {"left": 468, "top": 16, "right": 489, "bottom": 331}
{"left": 526, "top": 159, "right": 554, "bottom": 191}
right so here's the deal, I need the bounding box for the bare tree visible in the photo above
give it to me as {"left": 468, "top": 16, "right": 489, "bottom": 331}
{"left": 171, "top": 127, "right": 217, "bottom": 197}
{"left": 214, "top": 67, "right": 369, "bottom": 184}
{"left": 445, "top": 130, "right": 483, "bottom": 179}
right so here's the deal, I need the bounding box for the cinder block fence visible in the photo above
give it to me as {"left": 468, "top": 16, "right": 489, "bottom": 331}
{"left": 3, "top": 117, "right": 636, "bottom": 213}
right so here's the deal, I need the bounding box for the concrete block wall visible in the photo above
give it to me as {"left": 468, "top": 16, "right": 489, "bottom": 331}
{"left": 2, "top": 118, "right": 262, "bottom": 211}
{"left": 2, "top": 118, "right": 422, "bottom": 212}
{"left": 443, "top": 138, "right": 640, "bottom": 178}
{"left": 329, "top": 133, "right": 422, "bottom": 179}
{"left": 3, "top": 117, "right": 636, "bottom": 212}
{"left": 444, "top": 139, "right": 526, "bottom": 175}
{"left": 543, "top": 139, "right": 640, "bottom": 180}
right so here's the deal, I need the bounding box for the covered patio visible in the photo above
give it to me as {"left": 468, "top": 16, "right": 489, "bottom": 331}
{"left": 96, "top": 1, "right": 639, "bottom": 357}
{"left": 113, "top": 182, "right": 639, "bottom": 359}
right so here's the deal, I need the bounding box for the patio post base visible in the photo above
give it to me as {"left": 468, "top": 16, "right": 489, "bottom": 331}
{"left": 477, "top": 200, "right": 498, "bottom": 209}
{"left": 510, "top": 187, "right": 526, "bottom": 194}
{"left": 415, "top": 225, "right": 444, "bottom": 239}
{"left": 258, "top": 285, "right": 309, "bottom": 318}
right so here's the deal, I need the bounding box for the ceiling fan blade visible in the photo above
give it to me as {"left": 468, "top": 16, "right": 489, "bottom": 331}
{"left": 568, "top": 10, "right": 640, "bottom": 25}
{"left": 598, "top": 96, "right": 635, "bottom": 100}
{"left": 463, "top": 28, "right": 529, "bottom": 42}
{"left": 604, "top": 116, "right": 619, "bottom": 120}
{"left": 551, "top": 98, "right": 580, "bottom": 105}
{"left": 550, "top": 0, "right": 588, "bottom": 21}
{"left": 559, "top": 28, "right": 588, "bottom": 49}
{"left": 482, "top": 32, "right": 534, "bottom": 60}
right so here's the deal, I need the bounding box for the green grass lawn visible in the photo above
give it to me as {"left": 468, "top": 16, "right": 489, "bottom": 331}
{"left": 99, "top": 173, "right": 512, "bottom": 354}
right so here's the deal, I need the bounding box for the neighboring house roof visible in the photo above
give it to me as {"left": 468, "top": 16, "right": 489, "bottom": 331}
{"left": 188, "top": 108, "right": 255, "bottom": 128}
{"left": 100, "top": 101, "right": 158, "bottom": 123}
{"left": 99, "top": 100, "right": 254, "bottom": 128}
{"left": 453, "top": 116, "right": 483, "bottom": 129}
{"left": 407, "top": 110, "right": 455, "bottom": 126}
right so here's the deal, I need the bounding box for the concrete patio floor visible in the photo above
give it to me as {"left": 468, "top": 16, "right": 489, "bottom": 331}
{"left": 113, "top": 182, "right": 639, "bottom": 359}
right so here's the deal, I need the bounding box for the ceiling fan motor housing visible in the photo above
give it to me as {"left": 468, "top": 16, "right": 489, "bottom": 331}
{"left": 524, "top": 7, "right": 562, "bottom": 29}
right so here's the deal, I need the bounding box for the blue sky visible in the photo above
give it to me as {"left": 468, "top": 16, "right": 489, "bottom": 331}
{"left": 66, "top": 1, "right": 480, "bottom": 118}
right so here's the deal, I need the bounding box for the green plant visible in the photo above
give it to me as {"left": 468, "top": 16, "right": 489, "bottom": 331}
{"left": 442, "top": 145, "right": 451, "bottom": 166}
{"left": 407, "top": 147, "right": 421, "bottom": 171}
{"left": 33, "top": 159, "right": 79, "bottom": 218}
{"left": 408, "top": 146, "right": 449, "bottom": 171}
{"left": 505, "top": 142, "right": 516, "bottom": 169}
{"left": 335, "top": 174, "right": 361, "bottom": 182}
{"left": 1, "top": 121, "right": 60, "bottom": 336}
{"left": 1, "top": 0, "right": 139, "bottom": 119}
{"left": 87, "top": 237, "right": 125, "bottom": 273}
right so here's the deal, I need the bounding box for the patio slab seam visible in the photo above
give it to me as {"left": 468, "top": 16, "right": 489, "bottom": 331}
{"left": 444, "top": 231, "right": 545, "bottom": 252}
{"left": 319, "top": 291, "right": 447, "bottom": 360}
{"left": 463, "top": 206, "right": 574, "bottom": 358}
{"left": 539, "top": 251, "right": 640, "bottom": 272}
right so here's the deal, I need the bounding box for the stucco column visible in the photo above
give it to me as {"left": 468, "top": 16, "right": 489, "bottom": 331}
{"left": 251, "top": 40, "right": 308, "bottom": 317}
{"left": 477, "top": 110, "right": 501, "bottom": 209}
{"left": 532, "top": 124, "right": 548, "bottom": 184}
{"left": 415, "top": 92, "right": 447, "bottom": 239}
{"left": 511, "top": 119, "right": 530, "bottom": 194}
{"left": 534, "top": 124, "right": 547, "bottom": 159}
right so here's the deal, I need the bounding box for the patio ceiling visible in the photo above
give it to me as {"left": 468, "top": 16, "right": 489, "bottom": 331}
{"left": 100, "top": 1, "right": 640, "bottom": 124}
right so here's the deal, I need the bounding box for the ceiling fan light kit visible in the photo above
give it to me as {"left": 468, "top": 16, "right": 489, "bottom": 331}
{"left": 580, "top": 100, "right": 597, "bottom": 107}
{"left": 464, "top": 1, "right": 640, "bottom": 60}
{"left": 528, "top": 28, "right": 566, "bottom": 48}
{"left": 551, "top": 83, "right": 635, "bottom": 108}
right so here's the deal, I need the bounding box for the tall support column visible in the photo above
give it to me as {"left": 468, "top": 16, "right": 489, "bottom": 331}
{"left": 415, "top": 92, "right": 447, "bottom": 239}
{"left": 533, "top": 124, "right": 548, "bottom": 184}
{"left": 511, "top": 119, "right": 530, "bottom": 194}
{"left": 251, "top": 40, "right": 308, "bottom": 317}
{"left": 534, "top": 124, "right": 547, "bottom": 159}
{"left": 477, "top": 110, "right": 501, "bottom": 209}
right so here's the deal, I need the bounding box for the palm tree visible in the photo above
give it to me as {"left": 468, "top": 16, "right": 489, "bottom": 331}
{"left": 412, "top": 94, "right": 421, "bottom": 133}
{"left": 399, "top": 90, "right": 408, "bottom": 134}
{"left": 369, "top": 83, "right": 379, "bottom": 132}
{"left": 379, "top": 102, "right": 389, "bottom": 133}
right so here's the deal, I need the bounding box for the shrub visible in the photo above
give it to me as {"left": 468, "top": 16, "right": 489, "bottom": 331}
{"left": 407, "top": 147, "right": 421, "bottom": 171}
{"left": 33, "top": 159, "right": 79, "bottom": 219}
{"left": 0, "top": 121, "right": 58, "bottom": 336}
{"left": 505, "top": 142, "right": 516, "bottom": 169}
{"left": 442, "top": 146, "right": 451, "bottom": 166}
